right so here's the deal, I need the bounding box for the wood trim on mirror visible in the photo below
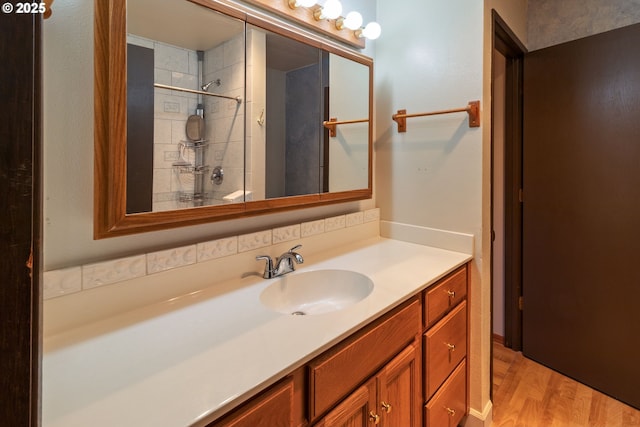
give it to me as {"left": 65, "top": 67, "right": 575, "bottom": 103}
{"left": 94, "top": 0, "right": 372, "bottom": 239}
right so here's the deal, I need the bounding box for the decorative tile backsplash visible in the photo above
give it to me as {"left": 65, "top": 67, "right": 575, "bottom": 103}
{"left": 364, "top": 208, "right": 380, "bottom": 223}
{"left": 147, "top": 245, "right": 197, "bottom": 275}
{"left": 346, "top": 212, "right": 364, "bottom": 227}
{"left": 43, "top": 266, "right": 83, "bottom": 299}
{"left": 197, "top": 236, "right": 238, "bottom": 262}
{"left": 272, "top": 224, "right": 301, "bottom": 244}
{"left": 301, "top": 219, "right": 325, "bottom": 237}
{"left": 43, "top": 208, "right": 379, "bottom": 300}
{"left": 238, "top": 229, "right": 272, "bottom": 252}
{"left": 82, "top": 255, "right": 147, "bottom": 290}
{"left": 325, "top": 214, "right": 346, "bottom": 232}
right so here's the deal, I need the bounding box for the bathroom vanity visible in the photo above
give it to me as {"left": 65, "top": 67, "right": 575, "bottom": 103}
{"left": 208, "top": 263, "right": 468, "bottom": 427}
{"left": 42, "top": 238, "right": 471, "bottom": 427}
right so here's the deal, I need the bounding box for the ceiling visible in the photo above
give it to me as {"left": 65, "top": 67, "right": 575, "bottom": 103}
{"left": 127, "top": 0, "right": 244, "bottom": 51}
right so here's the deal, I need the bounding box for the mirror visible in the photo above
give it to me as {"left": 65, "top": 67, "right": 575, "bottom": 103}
{"left": 94, "top": 0, "right": 372, "bottom": 238}
{"left": 126, "top": 0, "right": 246, "bottom": 213}
{"left": 246, "top": 27, "right": 371, "bottom": 201}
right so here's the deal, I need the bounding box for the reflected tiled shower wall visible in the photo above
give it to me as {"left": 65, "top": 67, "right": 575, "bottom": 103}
{"left": 203, "top": 32, "right": 246, "bottom": 203}
{"left": 127, "top": 34, "right": 199, "bottom": 211}
{"left": 126, "top": 33, "right": 246, "bottom": 210}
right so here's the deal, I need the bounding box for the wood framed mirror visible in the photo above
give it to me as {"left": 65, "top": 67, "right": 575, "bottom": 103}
{"left": 94, "top": 0, "right": 373, "bottom": 238}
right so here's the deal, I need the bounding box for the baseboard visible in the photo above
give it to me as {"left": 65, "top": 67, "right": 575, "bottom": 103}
{"left": 465, "top": 400, "right": 493, "bottom": 427}
{"left": 379, "top": 221, "right": 474, "bottom": 254}
{"left": 493, "top": 333, "right": 504, "bottom": 345}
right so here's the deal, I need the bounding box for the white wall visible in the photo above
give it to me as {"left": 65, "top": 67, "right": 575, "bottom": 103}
{"left": 375, "top": 0, "right": 527, "bottom": 424}
{"left": 42, "top": 0, "right": 376, "bottom": 271}
{"left": 375, "top": 4, "right": 483, "bottom": 236}
{"left": 375, "top": 0, "right": 486, "bottom": 419}
{"left": 329, "top": 53, "right": 370, "bottom": 192}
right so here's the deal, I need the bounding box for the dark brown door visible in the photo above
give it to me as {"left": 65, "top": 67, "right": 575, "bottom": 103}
{"left": 523, "top": 23, "right": 640, "bottom": 409}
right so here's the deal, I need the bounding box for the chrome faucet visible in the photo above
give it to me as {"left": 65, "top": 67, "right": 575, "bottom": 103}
{"left": 256, "top": 245, "right": 304, "bottom": 279}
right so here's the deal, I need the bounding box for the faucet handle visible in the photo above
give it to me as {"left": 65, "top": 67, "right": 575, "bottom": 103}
{"left": 287, "top": 244, "right": 304, "bottom": 264}
{"left": 288, "top": 244, "right": 302, "bottom": 253}
{"left": 256, "top": 255, "right": 274, "bottom": 278}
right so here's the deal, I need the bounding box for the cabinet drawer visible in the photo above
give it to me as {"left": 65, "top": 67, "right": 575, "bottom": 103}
{"left": 425, "top": 360, "right": 466, "bottom": 427}
{"left": 424, "top": 266, "right": 467, "bottom": 328}
{"left": 207, "top": 377, "right": 294, "bottom": 427}
{"left": 424, "top": 300, "right": 467, "bottom": 399}
{"left": 308, "top": 298, "right": 420, "bottom": 420}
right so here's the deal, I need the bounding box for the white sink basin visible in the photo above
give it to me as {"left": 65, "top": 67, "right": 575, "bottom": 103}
{"left": 260, "top": 269, "right": 374, "bottom": 315}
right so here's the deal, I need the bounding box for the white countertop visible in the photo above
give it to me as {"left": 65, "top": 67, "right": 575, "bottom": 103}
{"left": 42, "top": 237, "right": 471, "bottom": 427}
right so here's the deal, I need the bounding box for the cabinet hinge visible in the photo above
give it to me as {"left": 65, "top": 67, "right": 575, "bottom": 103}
{"left": 518, "top": 296, "right": 523, "bottom": 311}
{"left": 519, "top": 188, "right": 523, "bottom": 203}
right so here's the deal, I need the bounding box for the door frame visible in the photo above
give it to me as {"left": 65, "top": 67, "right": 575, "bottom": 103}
{"left": 490, "top": 11, "right": 526, "bottom": 352}
{"left": 0, "top": 13, "right": 42, "bottom": 427}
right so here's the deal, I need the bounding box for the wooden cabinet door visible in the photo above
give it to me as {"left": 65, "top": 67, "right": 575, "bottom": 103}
{"left": 208, "top": 378, "right": 294, "bottom": 427}
{"left": 377, "top": 343, "right": 420, "bottom": 427}
{"left": 314, "top": 378, "right": 377, "bottom": 427}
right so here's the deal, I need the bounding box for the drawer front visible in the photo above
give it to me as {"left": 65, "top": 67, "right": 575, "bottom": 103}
{"left": 425, "top": 360, "right": 466, "bottom": 427}
{"left": 424, "top": 300, "right": 467, "bottom": 399}
{"left": 424, "top": 266, "right": 467, "bottom": 328}
{"left": 208, "top": 377, "right": 294, "bottom": 427}
{"left": 308, "top": 298, "right": 420, "bottom": 420}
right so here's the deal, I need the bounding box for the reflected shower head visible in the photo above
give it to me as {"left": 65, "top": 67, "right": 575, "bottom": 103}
{"left": 201, "top": 79, "right": 221, "bottom": 91}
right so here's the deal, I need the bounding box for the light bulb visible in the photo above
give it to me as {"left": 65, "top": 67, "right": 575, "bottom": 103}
{"left": 314, "top": 0, "right": 342, "bottom": 20}
{"left": 358, "top": 21, "right": 381, "bottom": 40}
{"left": 342, "top": 11, "right": 363, "bottom": 30}
{"left": 288, "top": 0, "right": 316, "bottom": 9}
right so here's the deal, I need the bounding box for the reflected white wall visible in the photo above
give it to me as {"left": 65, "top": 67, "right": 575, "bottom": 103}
{"left": 329, "top": 53, "right": 370, "bottom": 192}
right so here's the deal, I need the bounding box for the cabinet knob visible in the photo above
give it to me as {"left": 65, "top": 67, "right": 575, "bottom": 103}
{"left": 446, "top": 407, "right": 456, "bottom": 416}
{"left": 369, "top": 411, "right": 380, "bottom": 424}
{"left": 447, "top": 290, "right": 456, "bottom": 299}
{"left": 446, "top": 343, "right": 456, "bottom": 352}
{"left": 381, "top": 401, "right": 392, "bottom": 413}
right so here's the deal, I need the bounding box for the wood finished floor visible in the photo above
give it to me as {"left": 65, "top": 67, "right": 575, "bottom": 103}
{"left": 491, "top": 342, "right": 640, "bottom": 427}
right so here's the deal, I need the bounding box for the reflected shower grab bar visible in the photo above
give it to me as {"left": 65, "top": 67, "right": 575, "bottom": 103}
{"left": 154, "top": 83, "right": 242, "bottom": 104}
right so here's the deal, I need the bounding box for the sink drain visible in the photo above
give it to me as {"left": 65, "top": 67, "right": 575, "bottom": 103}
{"left": 291, "top": 311, "right": 307, "bottom": 316}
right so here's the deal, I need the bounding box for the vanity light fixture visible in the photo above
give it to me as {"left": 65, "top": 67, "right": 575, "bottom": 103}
{"left": 314, "top": 0, "right": 342, "bottom": 21}
{"left": 356, "top": 21, "right": 382, "bottom": 40}
{"left": 335, "top": 11, "right": 362, "bottom": 31}
{"left": 288, "top": 0, "right": 317, "bottom": 9}
{"left": 242, "top": 0, "right": 376, "bottom": 47}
